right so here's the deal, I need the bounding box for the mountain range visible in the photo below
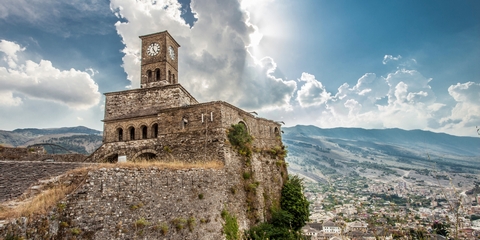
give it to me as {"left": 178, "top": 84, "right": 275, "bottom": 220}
{"left": 282, "top": 125, "right": 479, "bottom": 190}
{"left": 0, "top": 126, "right": 102, "bottom": 154}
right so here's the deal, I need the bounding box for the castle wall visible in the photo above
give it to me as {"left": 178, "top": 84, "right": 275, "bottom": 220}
{"left": 1, "top": 152, "right": 287, "bottom": 239}
{"left": 96, "top": 101, "right": 282, "bottom": 163}
{"left": 0, "top": 146, "right": 87, "bottom": 162}
{"left": 103, "top": 85, "right": 198, "bottom": 121}
{"left": 218, "top": 103, "right": 282, "bottom": 149}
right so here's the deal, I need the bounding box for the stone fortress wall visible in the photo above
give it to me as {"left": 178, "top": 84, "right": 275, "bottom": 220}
{"left": 92, "top": 99, "right": 282, "bottom": 163}
{"left": 0, "top": 146, "right": 87, "bottom": 162}
{"left": 103, "top": 84, "right": 198, "bottom": 122}
{"left": 1, "top": 149, "right": 287, "bottom": 239}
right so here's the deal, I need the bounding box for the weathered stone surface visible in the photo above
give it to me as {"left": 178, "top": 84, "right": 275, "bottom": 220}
{"left": 93, "top": 100, "right": 281, "bottom": 163}
{"left": 0, "top": 150, "right": 287, "bottom": 239}
{"left": 0, "top": 146, "right": 88, "bottom": 162}
{"left": 0, "top": 161, "right": 87, "bottom": 202}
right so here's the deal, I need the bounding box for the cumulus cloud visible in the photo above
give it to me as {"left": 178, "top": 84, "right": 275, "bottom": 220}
{"left": 439, "top": 82, "right": 480, "bottom": 134}
{"left": 382, "top": 54, "right": 402, "bottom": 64}
{"left": 110, "top": 0, "right": 296, "bottom": 110}
{"left": 292, "top": 65, "right": 452, "bottom": 132}
{"left": 296, "top": 73, "right": 331, "bottom": 107}
{"left": 0, "top": 39, "right": 101, "bottom": 109}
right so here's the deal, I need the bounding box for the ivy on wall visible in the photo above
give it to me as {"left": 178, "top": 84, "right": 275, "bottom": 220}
{"left": 227, "top": 123, "right": 253, "bottom": 158}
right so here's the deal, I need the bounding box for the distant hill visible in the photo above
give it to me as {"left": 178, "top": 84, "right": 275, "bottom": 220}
{"left": 283, "top": 125, "right": 480, "bottom": 157}
{"left": 282, "top": 125, "right": 479, "bottom": 189}
{"left": 0, "top": 126, "right": 102, "bottom": 154}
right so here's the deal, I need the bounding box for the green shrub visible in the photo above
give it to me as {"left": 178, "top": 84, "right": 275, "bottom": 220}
{"left": 221, "top": 209, "right": 239, "bottom": 240}
{"left": 70, "top": 227, "right": 81, "bottom": 235}
{"left": 187, "top": 217, "right": 196, "bottom": 231}
{"left": 243, "top": 172, "right": 251, "bottom": 180}
{"left": 227, "top": 123, "right": 253, "bottom": 158}
{"left": 134, "top": 217, "right": 150, "bottom": 228}
{"left": 163, "top": 146, "right": 172, "bottom": 153}
{"left": 245, "top": 182, "right": 259, "bottom": 193}
{"left": 198, "top": 193, "right": 204, "bottom": 199}
{"left": 155, "top": 222, "right": 169, "bottom": 235}
{"left": 57, "top": 203, "right": 66, "bottom": 212}
{"left": 172, "top": 218, "right": 187, "bottom": 231}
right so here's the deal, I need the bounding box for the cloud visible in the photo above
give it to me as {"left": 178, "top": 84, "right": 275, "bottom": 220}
{"left": 0, "top": 0, "right": 114, "bottom": 37}
{"left": 0, "top": 39, "right": 101, "bottom": 109}
{"left": 110, "top": 0, "right": 296, "bottom": 110}
{"left": 0, "top": 39, "right": 25, "bottom": 68}
{"left": 296, "top": 73, "right": 331, "bottom": 107}
{"left": 382, "top": 54, "right": 402, "bottom": 64}
{"left": 292, "top": 64, "right": 450, "bottom": 132}
{"left": 438, "top": 82, "right": 480, "bottom": 134}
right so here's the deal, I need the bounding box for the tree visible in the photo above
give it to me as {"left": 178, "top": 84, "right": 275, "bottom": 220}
{"left": 281, "top": 175, "right": 310, "bottom": 231}
{"left": 432, "top": 221, "right": 449, "bottom": 237}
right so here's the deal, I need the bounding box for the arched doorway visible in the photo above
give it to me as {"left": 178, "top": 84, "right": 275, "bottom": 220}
{"left": 105, "top": 154, "right": 118, "bottom": 163}
{"left": 137, "top": 152, "right": 157, "bottom": 160}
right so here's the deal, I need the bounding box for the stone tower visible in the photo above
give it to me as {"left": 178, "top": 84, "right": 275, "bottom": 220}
{"left": 140, "top": 31, "right": 180, "bottom": 88}
{"left": 90, "top": 30, "right": 282, "bottom": 164}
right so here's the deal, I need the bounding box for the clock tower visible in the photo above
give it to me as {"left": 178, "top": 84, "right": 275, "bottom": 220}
{"left": 139, "top": 31, "right": 180, "bottom": 88}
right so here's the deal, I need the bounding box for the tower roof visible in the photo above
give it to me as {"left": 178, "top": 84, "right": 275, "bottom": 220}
{"left": 139, "top": 30, "right": 181, "bottom": 47}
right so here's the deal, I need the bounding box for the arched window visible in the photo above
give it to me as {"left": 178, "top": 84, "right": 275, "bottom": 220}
{"left": 155, "top": 69, "right": 160, "bottom": 81}
{"left": 168, "top": 70, "right": 171, "bottom": 83}
{"left": 117, "top": 128, "right": 123, "bottom": 141}
{"left": 141, "top": 125, "right": 147, "bottom": 139}
{"left": 152, "top": 123, "right": 158, "bottom": 138}
{"left": 147, "top": 70, "right": 152, "bottom": 82}
{"left": 172, "top": 74, "right": 176, "bottom": 83}
{"left": 274, "top": 127, "right": 280, "bottom": 136}
{"left": 128, "top": 126, "right": 135, "bottom": 140}
{"left": 238, "top": 121, "right": 248, "bottom": 133}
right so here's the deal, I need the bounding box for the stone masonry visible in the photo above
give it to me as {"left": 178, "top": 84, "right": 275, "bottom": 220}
{"left": 0, "top": 30, "right": 288, "bottom": 239}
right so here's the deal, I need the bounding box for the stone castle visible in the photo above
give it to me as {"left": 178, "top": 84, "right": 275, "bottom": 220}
{"left": 1, "top": 31, "right": 288, "bottom": 239}
{"left": 89, "top": 30, "right": 282, "bottom": 164}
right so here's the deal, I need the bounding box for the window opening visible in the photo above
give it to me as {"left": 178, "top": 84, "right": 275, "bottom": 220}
{"left": 117, "top": 128, "right": 123, "bottom": 141}
{"left": 141, "top": 125, "right": 147, "bottom": 139}
{"left": 155, "top": 69, "right": 160, "bottom": 81}
{"left": 129, "top": 127, "right": 135, "bottom": 140}
{"left": 147, "top": 70, "right": 152, "bottom": 82}
{"left": 152, "top": 123, "right": 158, "bottom": 138}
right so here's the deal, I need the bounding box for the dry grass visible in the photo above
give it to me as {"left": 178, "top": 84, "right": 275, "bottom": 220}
{"left": 0, "top": 166, "right": 91, "bottom": 220}
{"left": 0, "top": 159, "right": 223, "bottom": 220}
{"left": 98, "top": 159, "right": 224, "bottom": 170}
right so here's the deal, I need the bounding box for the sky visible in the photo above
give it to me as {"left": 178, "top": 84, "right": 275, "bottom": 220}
{"left": 0, "top": 0, "right": 479, "bottom": 137}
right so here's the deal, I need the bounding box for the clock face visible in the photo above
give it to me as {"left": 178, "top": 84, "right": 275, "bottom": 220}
{"left": 168, "top": 46, "right": 175, "bottom": 60}
{"left": 147, "top": 42, "right": 160, "bottom": 56}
